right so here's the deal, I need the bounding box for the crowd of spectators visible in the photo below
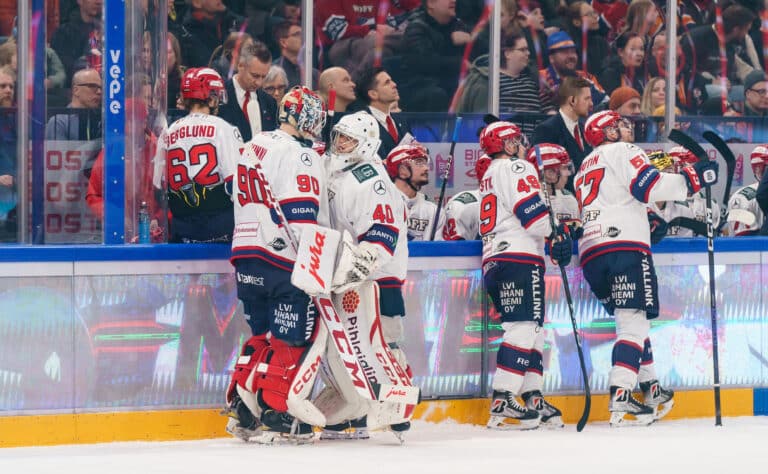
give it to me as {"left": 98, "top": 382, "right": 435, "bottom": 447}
{"left": 2, "top": 0, "right": 768, "bottom": 242}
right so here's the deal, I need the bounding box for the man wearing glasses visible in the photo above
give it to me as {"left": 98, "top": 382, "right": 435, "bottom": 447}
{"left": 743, "top": 70, "right": 768, "bottom": 116}
{"left": 45, "top": 68, "right": 102, "bottom": 141}
{"left": 272, "top": 22, "right": 318, "bottom": 89}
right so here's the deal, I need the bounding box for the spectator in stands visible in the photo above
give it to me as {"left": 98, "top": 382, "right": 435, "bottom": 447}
{"left": 609, "top": 86, "right": 642, "bottom": 116}
{"left": 742, "top": 69, "right": 768, "bottom": 116}
{"left": 50, "top": 0, "right": 101, "bottom": 84}
{"left": 621, "top": 0, "right": 662, "bottom": 39}
{"left": 518, "top": 0, "right": 550, "bottom": 71}
{"left": 679, "top": 0, "right": 715, "bottom": 27}
{"left": 400, "top": 0, "right": 471, "bottom": 112}
{"left": 0, "top": 67, "right": 15, "bottom": 240}
{"left": 262, "top": 65, "right": 289, "bottom": 104}
{"left": 591, "top": 0, "right": 628, "bottom": 41}
{"left": 680, "top": 5, "right": 757, "bottom": 87}
{"left": 180, "top": 0, "right": 243, "bottom": 67}
{"left": 218, "top": 41, "right": 277, "bottom": 141}
{"left": 559, "top": 1, "right": 610, "bottom": 76}
{"left": 641, "top": 76, "right": 665, "bottom": 116}
{"left": 539, "top": 31, "right": 606, "bottom": 113}
{"left": 45, "top": 68, "right": 102, "bottom": 140}
{"left": 0, "top": 66, "right": 13, "bottom": 107}
{"left": 532, "top": 76, "right": 593, "bottom": 188}
{"left": 167, "top": 32, "right": 185, "bottom": 110}
{"left": 315, "top": 0, "right": 418, "bottom": 77}
{"left": 599, "top": 31, "right": 647, "bottom": 95}
{"left": 470, "top": 0, "right": 518, "bottom": 60}
{"left": 355, "top": 66, "right": 410, "bottom": 160}
{"left": 457, "top": 31, "right": 542, "bottom": 119}
{"left": 318, "top": 66, "right": 356, "bottom": 143}
{"left": 209, "top": 31, "right": 253, "bottom": 80}
{"left": 647, "top": 32, "right": 709, "bottom": 114}
{"left": 272, "top": 21, "right": 318, "bottom": 88}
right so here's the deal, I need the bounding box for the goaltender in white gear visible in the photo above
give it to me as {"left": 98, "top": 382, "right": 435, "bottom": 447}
{"left": 314, "top": 112, "right": 416, "bottom": 440}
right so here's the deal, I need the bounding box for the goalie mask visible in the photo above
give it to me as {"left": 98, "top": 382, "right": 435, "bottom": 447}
{"left": 750, "top": 145, "right": 768, "bottom": 181}
{"left": 329, "top": 112, "right": 382, "bottom": 172}
{"left": 279, "top": 86, "right": 327, "bottom": 141}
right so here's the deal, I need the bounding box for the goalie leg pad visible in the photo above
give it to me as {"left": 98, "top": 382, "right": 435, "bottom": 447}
{"left": 226, "top": 335, "right": 270, "bottom": 405}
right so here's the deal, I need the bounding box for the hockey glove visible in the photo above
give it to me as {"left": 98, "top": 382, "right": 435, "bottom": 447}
{"left": 547, "top": 224, "right": 573, "bottom": 267}
{"left": 680, "top": 160, "right": 719, "bottom": 194}
{"left": 647, "top": 209, "right": 668, "bottom": 245}
{"left": 566, "top": 221, "right": 584, "bottom": 240}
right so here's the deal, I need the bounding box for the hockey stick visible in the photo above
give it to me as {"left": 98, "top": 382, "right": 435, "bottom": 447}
{"left": 533, "top": 145, "right": 591, "bottom": 432}
{"left": 250, "top": 160, "right": 419, "bottom": 406}
{"left": 667, "top": 129, "right": 723, "bottom": 426}
{"left": 702, "top": 130, "right": 737, "bottom": 232}
{"left": 668, "top": 216, "right": 708, "bottom": 236}
{"left": 429, "top": 116, "right": 463, "bottom": 240}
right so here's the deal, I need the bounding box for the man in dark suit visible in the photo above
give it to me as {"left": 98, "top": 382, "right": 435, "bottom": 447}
{"left": 532, "top": 76, "right": 593, "bottom": 191}
{"left": 354, "top": 66, "right": 410, "bottom": 161}
{"left": 218, "top": 42, "right": 278, "bottom": 141}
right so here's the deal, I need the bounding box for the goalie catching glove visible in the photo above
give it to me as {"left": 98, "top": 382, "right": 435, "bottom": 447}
{"left": 332, "top": 231, "right": 382, "bottom": 293}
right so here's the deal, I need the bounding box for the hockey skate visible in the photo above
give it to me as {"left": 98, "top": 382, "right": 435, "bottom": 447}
{"left": 222, "top": 394, "right": 260, "bottom": 442}
{"left": 522, "top": 390, "right": 564, "bottom": 429}
{"left": 609, "top": 386, "right": 655, "bottom": 427}
{"left": 389, "top": 421, "right": 410, "bottom": 444}
{"left": 320, "top": 416, "right": 370, "bottom": 440}
{"left": 252, "top": 409, "right": 315, "bottom": 445}
{"left": 640, "top": 380, "right": 675, "bottom": 421}
{"left": 487, "top": 390, "right": 540, "bottom": 431}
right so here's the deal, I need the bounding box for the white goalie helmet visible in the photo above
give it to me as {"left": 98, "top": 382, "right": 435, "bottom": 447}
{"left": 329, "top": 112, "right": 382, "bottom": 172}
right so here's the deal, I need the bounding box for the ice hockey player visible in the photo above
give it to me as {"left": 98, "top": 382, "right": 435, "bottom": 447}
{"left": 313, "top": 111, "right": 414, "bottom": 440}
{"left": 646, "top": 149, "right": 720, "bottom": 237}
{"left": 576, "top": 110, "right": 718, "bottom": 426}
{"left": 386, "top": 144, "right": 445, "bottom": 241}
{"left": 726, "top": 145, "right": 767, "bottom": 236}
{"left": 223, "top": 86, "right": 328, "bottom": 444}
{"left": 524, "top": 143, "right": 581, "bottom": 231}
{"left": 153, "top": 67, "right": 243, "bottom": 243}
{"left": 441, "top": 154, "right": 489, "bottom": 240}
{"left": 478, "top": 121, "right": 573, "bottom": 430}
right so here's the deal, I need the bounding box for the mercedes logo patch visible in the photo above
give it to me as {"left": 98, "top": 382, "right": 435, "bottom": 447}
{"left": 373, "top": 179, "right": 387, "bottom": 195}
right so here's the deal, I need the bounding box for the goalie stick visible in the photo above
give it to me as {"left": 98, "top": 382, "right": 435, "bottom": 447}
{"left": 701, "top": 130, "right": 737, "bottom": 233}
{"left": 250, "top": 160, "right": 419, "bottom": 407}
{"left": 533, "top": 145, "right": 591, "bottom": 432}
{"left": 667, "top": 129, "right": 723, "bottom": 426}
{"left": 430, "top": 116, "right": 463, "bottom": 240}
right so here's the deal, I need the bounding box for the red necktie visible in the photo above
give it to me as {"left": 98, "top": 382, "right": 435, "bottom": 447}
{"left": 242, "top": 92, "right": 250, "bottom": 123}
{"left": 386, "top": 115, "right": 399, "bottom": 143}
{"left": 574, "top": 124, "right": 583, "bottom": 151}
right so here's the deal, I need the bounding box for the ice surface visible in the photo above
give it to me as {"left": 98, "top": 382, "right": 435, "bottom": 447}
{"left": 1, "top": 417, "right": 767, "bottom": 474}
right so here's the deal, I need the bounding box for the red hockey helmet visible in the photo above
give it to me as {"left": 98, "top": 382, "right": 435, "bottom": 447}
{"left": 524, "top": 143, "right": 570, "bottom": 170}
{"left": 584, "top": 110, "right": 621, "bottom": 147}
{"left": 279, "top": 86, "right": 327, "bottom": 140}
{"left": 474, "top": 154, "right": 492, "bottom": 183}
{"left": 479, "top": 121, "right": 522, "bottom": 155}
{"left": 668, "top": 146, "right": 698, "bottom": 173}
{"left": 750, "top": 144, "right": 768, "bottom": 180}
{"left": 181, "top": 67, "right": 225, "bottom": 101}
{"left": 386, "top": 144, "right": 430, "bottom": 179}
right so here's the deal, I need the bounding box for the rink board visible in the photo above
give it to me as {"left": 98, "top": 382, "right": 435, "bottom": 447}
{"left": 1, "top": 240, "right": 767, "bottom": 446}
{"left": 0, "top": 388, "right": 757, "bottom": 447}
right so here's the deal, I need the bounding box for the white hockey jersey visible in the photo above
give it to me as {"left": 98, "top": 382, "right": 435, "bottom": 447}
{"left": 403, "top": 191, "right": 444, "bottom": 241}
{"left": 153, "top": 113, "right": 242, "bottom": 216}
{"left": 727, "top": 183, "right": 764, "bottom": 236}
{"left": 479, "top": 158, "right": 553, "bottom": 265}
{"left": 550, "top": 188, "right": 580, "bottom": 227}
{"left": 576, "top": 142, "right": 689, "bottom": 265}
{"left": 328, "top": 160, "right": 409, "bottom": 282}
{"left": 650, "top": 192, "right": 720, "bottom": 237}
{"left": 442, "top": 190, "right": 480, "bottom": 240}
{"left": 230, "top": 129, "right": 326, "bottom": 269}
